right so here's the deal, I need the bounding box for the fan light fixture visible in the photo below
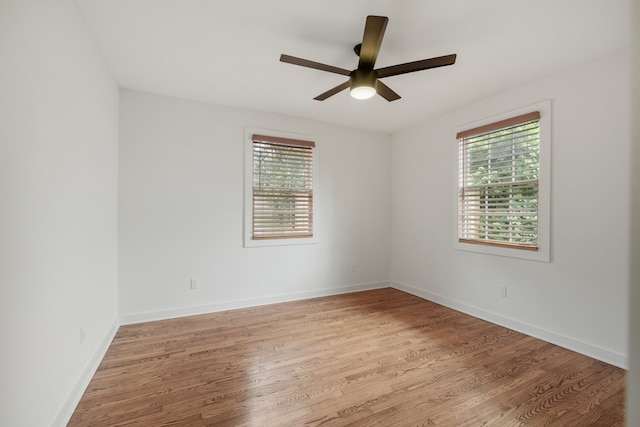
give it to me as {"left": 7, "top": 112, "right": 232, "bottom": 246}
{"left": 349, "top": 69, "right": 377, "bottom": 100}
{"left": 350, "top": 85, "right": 376, "bottom": 99}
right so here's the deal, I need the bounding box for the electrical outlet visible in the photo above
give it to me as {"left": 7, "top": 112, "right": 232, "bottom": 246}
{"left": 190, "top": 278, "right": 199, "bottom": 290}
{"left": 351, "top": 264, "right": 357, "bottom": 273}
{"left": 498, "top": 286, "right": 508, "bottom": 298}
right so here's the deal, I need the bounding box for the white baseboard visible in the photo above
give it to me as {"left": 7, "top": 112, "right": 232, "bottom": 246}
{"left": 119, "top": 281, "right": 391, "bottom": 325}
{"left": 53, "top": 318, "right": 120, "bottom": 427}
{"left": 391, "top": 281, "right": 628, "bottom": 369}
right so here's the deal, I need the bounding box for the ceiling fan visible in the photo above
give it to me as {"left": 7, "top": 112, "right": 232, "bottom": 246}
{"left": 280, "top": 15, "right": 457, "bottom": 102}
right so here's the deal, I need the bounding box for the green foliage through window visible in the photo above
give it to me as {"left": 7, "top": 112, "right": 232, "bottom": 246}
{"left": 252, "top": 138, "right": 314, "bottom": 239}
{"left": 458, "top": 113, "right": 540, "bottom": 249}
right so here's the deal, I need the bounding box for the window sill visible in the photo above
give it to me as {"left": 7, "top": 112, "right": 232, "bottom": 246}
{"left": 243, "top": 235, "right": 318, "bottom": 248}
{"left": 454, "top": 239, "right": 549, "bottom": 262}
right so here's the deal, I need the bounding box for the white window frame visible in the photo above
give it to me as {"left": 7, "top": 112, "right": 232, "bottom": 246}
{"left": 453, "top": 100, "right": 551, "bottom": 262}
{"left": 243, "top": 128, "right": 319, "bottom": 248}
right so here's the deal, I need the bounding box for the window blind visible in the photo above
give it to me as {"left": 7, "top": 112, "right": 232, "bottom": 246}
{"left": 457, "top": 112, "right": 540, "bottom": 250}
{"left": 252, "top": 134, "right": 314, "bottom": 240}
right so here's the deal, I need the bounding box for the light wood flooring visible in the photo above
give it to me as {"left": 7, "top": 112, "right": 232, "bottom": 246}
{"left": 69, "top": 288, "right": 626, "bottom": 426}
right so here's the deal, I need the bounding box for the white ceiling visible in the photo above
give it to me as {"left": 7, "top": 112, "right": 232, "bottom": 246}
{"left": 75, "top": 0, "right": 631, "bottom": 133}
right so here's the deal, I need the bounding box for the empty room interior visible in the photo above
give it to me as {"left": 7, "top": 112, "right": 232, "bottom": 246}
{"left": 2, "top": 0, "right": 639, "bottom": 426}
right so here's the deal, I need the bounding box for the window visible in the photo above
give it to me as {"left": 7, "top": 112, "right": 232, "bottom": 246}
{"left": 454, "top": 101, "right": 550, "bottom": 261}
{"left": 244, "top": 129, "right": 318, "bottom": 247}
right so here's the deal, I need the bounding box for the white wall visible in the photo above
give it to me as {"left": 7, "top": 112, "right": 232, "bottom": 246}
{"left": 0, "top": 1, "right": 119, "bottom": 426}
{"left": 391, "top": 49, "right": 631, "bottom": 367}
{"left": 118, "top": 90, "right": 391, "bottom": 323}
{"left": 627, "top": 0, "right": 640, "bottom": 421}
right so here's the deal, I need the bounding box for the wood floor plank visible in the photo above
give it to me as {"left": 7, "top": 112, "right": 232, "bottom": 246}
{"left": 69, "top": 288, "right": 626, "bottom": 426}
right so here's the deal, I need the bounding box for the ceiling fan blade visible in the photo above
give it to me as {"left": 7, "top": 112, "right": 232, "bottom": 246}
{"left": 280, "top": 54, "right": 351, "bottom": 76}
{"left": 314, "top": 81, "right": 350, "bottom": 101}
{"left": 376, "top": 54, "right": 457, "bottom": 79}
{"left": 376, "top": 81, "right": 401, "bottom": 102}
{"left": 358, "top": 15, "right": 388, "bottom": 70}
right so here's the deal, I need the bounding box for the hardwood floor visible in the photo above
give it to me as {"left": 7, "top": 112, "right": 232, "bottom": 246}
{"left": 69, "top": 288, "right": 626, "bottom": 426}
